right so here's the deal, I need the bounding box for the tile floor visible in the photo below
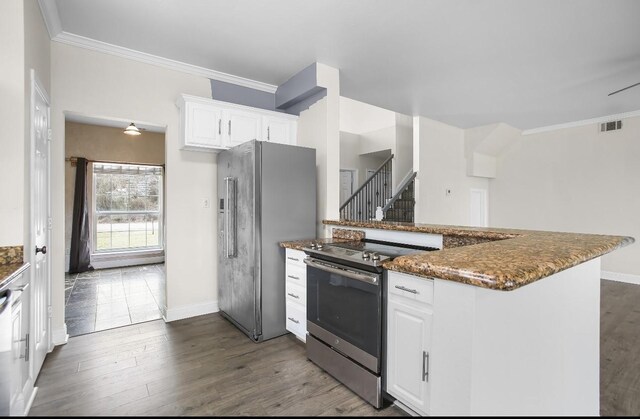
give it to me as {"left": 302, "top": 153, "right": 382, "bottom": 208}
{"left": 64, "top": 264, "right": 166, "bottom": 337}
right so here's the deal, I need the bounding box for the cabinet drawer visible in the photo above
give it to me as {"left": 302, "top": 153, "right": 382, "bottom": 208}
{"left": 286, "top": 302, "right": 306, "bottom": 340}
{"left": 285, "top": 264, "right": 306, "bottom": 287}
{"left": 285, "top": 281, "right": 306, "bottom": 308}
{"left": 285, "top": 249, "right": 307, "bottom": 269}
{"left": 388, "top": 271, "right": 434, "bottom": 305}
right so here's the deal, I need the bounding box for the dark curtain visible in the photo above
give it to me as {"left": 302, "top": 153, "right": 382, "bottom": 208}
{"left": 69, "top": 158, "right": 93, "bottom": 273}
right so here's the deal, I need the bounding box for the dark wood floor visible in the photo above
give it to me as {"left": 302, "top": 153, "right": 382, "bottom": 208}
{"left": 30, "top": 312, "right": 403, "bottom": 416}
{"left": 30, "top": 279, "right": 640, "bottom": 416}
{"left": 600, "top": 279, "right": 640, "bottom": 416}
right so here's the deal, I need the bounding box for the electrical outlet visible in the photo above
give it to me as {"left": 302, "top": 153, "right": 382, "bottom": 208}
{"left": 203, "top": 198, "right": 210, "bottom": 209}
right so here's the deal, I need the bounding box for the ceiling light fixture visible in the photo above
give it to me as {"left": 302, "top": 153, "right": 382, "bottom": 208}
{"left": 124, "top": 122, "right": 141, "bottom": 136}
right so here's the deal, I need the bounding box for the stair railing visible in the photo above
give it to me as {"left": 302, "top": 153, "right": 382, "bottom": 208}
{"left": 339, "top": 154, "right": 393, "bottom": 221}
{"left": 382, "top": 171, "right": 417, "bottom": 214}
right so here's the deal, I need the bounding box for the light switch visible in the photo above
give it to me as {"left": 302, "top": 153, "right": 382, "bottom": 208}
{"left": 203, "top": 198, "right": 210, "bottom": 208}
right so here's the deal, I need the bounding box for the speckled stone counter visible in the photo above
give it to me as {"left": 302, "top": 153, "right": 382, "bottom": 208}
{"left": 280, "top": 237, "right": 352, "bottom": 251}
{"left": 0, "top": 246, "right": 29, "bottom": 291}
{"left": 324, "top": 220, "right": 634, "bottom": 291}
{"left": 280, "top": 228, "right": 363, "bottom": 251}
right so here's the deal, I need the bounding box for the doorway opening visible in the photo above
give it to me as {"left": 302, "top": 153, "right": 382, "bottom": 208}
{"left": 63, "top": 115, "right": 166, "bottom": 337}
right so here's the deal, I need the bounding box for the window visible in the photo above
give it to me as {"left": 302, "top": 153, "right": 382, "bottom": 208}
{"left": 93, "top": 163, "right": 163, "bottom": 253}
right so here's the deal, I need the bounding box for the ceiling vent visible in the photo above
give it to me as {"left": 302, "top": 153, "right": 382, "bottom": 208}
{"left": 600, "top": 120, "right": 622, "bottom": 132}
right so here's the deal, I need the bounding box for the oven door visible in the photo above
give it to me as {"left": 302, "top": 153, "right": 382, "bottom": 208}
{"left": 305, "top": 257, "right": 382, "bottom": 373}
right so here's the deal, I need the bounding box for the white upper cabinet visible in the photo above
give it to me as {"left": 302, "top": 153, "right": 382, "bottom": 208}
{"left": 262, "top": 115, "right": 297, "bottom": 145}
{"left": 177, "top": 94, "right": 297, "bottom": 152}
{"left": 178, "top": 96, "right": 223, "bottom": 150}
{"left": 224, "top": 108, "right": 262, "bottom": 147}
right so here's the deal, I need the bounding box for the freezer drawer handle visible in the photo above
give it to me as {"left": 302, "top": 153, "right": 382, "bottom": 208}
{"left": 287, "top": 275, "right": 300, "bottom": 280}
{"left": 224, "top": 177, "right": 237, "bottom": 258}
{"left": 287, "top": 257, "right": 300, "bottom": 262}
{"left": 287, "top": 292, "right": 300, "bottom": 299}
{"left": 287, "top": 317, "right": 300, "bottom": 324}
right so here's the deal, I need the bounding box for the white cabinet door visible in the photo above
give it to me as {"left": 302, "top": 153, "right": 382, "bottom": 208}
{"left": 224, "top": 109, "right": 262, "bottom": 147}
{"left": 262, "top": 115, "right": 296, "bottom": 145}
{"left": 184, "top": 102, "right": 222, "bottom": 148}
{"left": 10, "top": 298, "right": 23, "bottom": 413}
{"left": 387, "top": 296, "right": 432, "bottom": 415}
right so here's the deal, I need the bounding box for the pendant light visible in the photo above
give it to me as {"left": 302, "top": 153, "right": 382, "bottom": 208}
{"left": 124, "top": 122, "right": 141, "bottom": 136}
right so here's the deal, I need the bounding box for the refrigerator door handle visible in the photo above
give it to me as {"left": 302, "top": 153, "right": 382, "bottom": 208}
{"left": 224, "top": 176, "right": 237, "bottom": 258}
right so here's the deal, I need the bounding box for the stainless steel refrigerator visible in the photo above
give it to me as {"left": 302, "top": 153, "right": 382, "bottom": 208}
{"left": 217, "top": 140, "right": 316, "bottom": 342}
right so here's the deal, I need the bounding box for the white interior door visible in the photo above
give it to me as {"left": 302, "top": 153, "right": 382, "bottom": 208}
{"left": 470, "top": 188, "right": 488, "bottom": 227}
{"left": 340, "top": 170, "right": 355, "bottom": 205}
{"left": 30, "top": 70, "right": 51, "bottom": 378}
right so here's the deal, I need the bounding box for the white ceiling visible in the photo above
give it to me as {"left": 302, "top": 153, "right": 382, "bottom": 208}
{"left": 51, "top": 0, "right": 640, "bottom": 129}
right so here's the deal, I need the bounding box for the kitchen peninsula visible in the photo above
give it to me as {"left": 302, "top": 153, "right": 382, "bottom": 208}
{"left": 282, "top": 221, "right": 634, "bottom": 416}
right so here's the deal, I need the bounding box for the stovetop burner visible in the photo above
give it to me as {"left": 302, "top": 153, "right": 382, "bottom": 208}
{"left": 304, "top": 239, "right": 438, "bottom": 272}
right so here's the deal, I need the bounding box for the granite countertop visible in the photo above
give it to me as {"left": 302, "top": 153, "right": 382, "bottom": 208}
{"left": 280, "top": 237, "right": 352, "bottom": 251}
{"left": 324, "top": 220, "right": 634, "bottom": 291}
{"left": 0, "top": 262, "right": 30, "bottom": 291}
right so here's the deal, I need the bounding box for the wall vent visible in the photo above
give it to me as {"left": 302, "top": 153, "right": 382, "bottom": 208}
{"left": 600, "top": 120, "right": 622, "bottom": 132}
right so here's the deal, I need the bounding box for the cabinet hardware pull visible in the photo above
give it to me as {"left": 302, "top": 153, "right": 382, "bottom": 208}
{"left": 267, "top": 126, "right": 270, "bottom": 141}
{"left": 422, "top": 351, "right": 429, "bottom": 382}
{"left": 218, "top": 119, "right": 221, "bottom": 135}
{"left": 287, "top": 292, "right": 299, "bottom": 299}
{"left": 287, "top": 275, "right": 300, "bottom": 280}
{"left": 18, "top": 334, "right": 29, "bottom": 361}
{"left": 35, "top": 245, "right": 47, "bottom": 255}
{"left": 228, "top": 120, "right": 231, "bottom": 136}
{"left": 395, "top": 285, "right": 419, "bottom": 294}
{"left": 287, "top": 317, "right": 299, "bottom": 324}
{"left": 287, "top": 257, "right": 299, "bottom": 262}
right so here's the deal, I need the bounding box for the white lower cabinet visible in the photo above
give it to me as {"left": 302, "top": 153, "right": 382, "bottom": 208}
{"left": 285, "top": 249, "right": 307, "bottom": 342}
{"left": 386, "top": 271, "right": 433, "bottom": 415}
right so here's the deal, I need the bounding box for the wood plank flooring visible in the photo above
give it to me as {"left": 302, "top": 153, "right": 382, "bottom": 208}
{"left": 30, "top": 279, "right": 640, "bottom": 416}
{"left": 600, "top": 279, "right": 640, "bottom": 416}
{"left": 30, "top": 313, "right": 403, "bottom": 416}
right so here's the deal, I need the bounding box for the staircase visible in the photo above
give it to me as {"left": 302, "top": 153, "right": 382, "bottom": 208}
{"left": 382, "top": 172, "right": 416, "bottom": 223}
{"left": 339, "top": 155, "right": 393, "bottom": 221}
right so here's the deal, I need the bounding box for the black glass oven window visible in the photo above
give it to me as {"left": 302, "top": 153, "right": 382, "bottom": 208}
{"left": 307, "top": 266, "right": 381, "bottom": 359}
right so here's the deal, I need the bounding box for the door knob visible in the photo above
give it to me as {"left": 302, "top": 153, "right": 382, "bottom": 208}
{"left": 35, "top": 245, "right": 47, "bottom": 255}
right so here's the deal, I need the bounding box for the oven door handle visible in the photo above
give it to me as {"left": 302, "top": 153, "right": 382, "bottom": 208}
{"left": 304, "top": 258, "right": 379, "bottom": 285}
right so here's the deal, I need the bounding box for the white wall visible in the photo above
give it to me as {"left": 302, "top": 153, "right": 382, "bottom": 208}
{"left": 51, "top": 42, "right": 216, "bottom": 333}
{"left": 340, "top": 132, "right": 391, "bottom": 188}
{"left": 395, "top": 123, "right": 413, "bottom": 184}
{"left": 491, "top": 116, "right": 640, "bottom": 276}
{"left": 297, "top": 64, "right": 340, "bottom": 237}
{"left": 0, "top": 0, "right": 25, "bottom": 247}
{"left": 414, "top": 116, "right": 489, "bottom": 225}
{"left": 339, "top": 96, "right": 396, "bottom": 134}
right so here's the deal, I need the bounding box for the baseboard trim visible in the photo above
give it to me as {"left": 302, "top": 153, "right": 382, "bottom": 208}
{"left": 392, "top": 400, "right": 421, "bottom": 417}
{"left": 24, "top": 386, "right": 38, "bottom": 416}
{"left": 163, "top": 300, "right": 219, "bottom": 322}
{"left": 90, "top": 255, "right": 165, "bottom": 270}
{"left": 602, "top": 271, "right": 640, "bottom": 285}
{"left": 52, "top": 324, "right": 69, "bottom": 346}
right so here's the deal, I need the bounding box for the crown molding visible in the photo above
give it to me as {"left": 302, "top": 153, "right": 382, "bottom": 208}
{"left": 38, "top": 0, "right": 278, "bottom": 93}
{"left": 522, "top": 109, "right": 640, "bottom": 136}
{"left": 38, "top": 0, "right": 62, "bottom": 38}
{"left": 52, "top": 31, "right": 278, "bottom": 93}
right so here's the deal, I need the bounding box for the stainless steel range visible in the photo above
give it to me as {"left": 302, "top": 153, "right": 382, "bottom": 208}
{"left": 303, "top": 239, "right": 438, "bottom": 408}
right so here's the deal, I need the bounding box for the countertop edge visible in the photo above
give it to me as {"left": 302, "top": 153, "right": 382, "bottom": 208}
{"left": 0, "top": 262, "right": 31, "bottom": 292}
